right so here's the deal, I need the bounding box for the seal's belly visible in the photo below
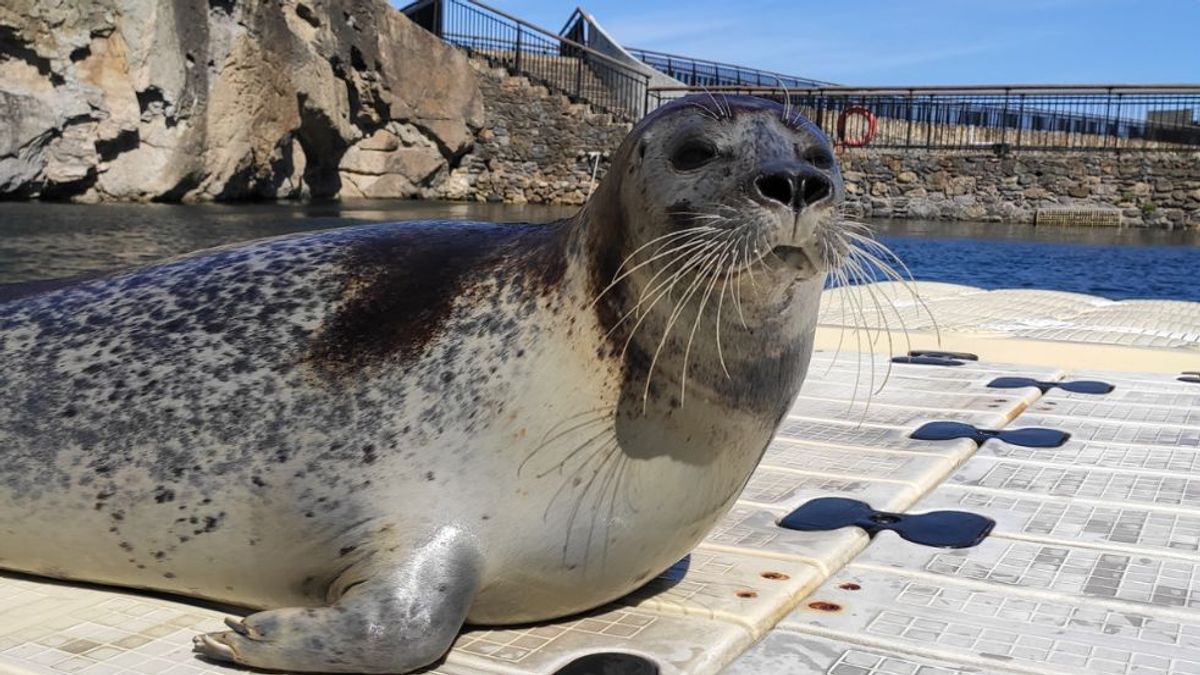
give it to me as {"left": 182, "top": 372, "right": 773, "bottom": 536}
{"left": 465, "top": 432, "right": 765, "bottom": 624}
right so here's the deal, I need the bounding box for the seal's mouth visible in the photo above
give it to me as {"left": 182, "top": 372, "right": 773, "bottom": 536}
{"left": 770, "top": 245, "right": 818, "bottom": 277}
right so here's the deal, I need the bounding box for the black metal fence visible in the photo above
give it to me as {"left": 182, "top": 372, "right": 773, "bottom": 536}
{"left": 626, "top": 47, "right": 833, "bottom": 89}
{"left": 647, "top": 86, "right": 1200, "bottom": 153}
{"left": 401, "top": 0, "right": 651, "bottom": 120}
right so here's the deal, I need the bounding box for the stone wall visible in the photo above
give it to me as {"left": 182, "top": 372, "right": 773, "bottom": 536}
{"left": 431, "top": 60, "right": 632, "bottom": 206}
{"left": 839, "top": 150, "right": 1200, "bottom": 228}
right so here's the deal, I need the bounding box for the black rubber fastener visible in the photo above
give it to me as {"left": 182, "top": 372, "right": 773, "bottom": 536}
{"left": 891, "top": 356, "right": 965, "bottom": 367}
{"left": 908, "top": 350, "right": 979, "bottom": 361}
{"left": 778, "top": 497, "right": 994, "bottom": 549}
{"left": 554, "top": 653, "right": 659, "bottom": 675}
{"left": 911, "top": 421, "right": 1071, "bottom": 448}
{"left": 988, "top": 376, "right": 1114, "bottom": 395}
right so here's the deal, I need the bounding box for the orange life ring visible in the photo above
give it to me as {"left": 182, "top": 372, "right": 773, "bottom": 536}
{"left": 836, "top": 106, "right": 877, "bottom": 147}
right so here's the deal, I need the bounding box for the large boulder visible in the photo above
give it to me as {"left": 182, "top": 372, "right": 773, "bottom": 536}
{"left": 0, "top": 0, "right": 483, "bottom": 201}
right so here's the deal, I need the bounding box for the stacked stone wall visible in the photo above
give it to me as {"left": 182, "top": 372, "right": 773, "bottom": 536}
{"left": 433, "top": 60, "right": 632, "bottom": 206}
{"left": 838, "top": 150, "right": 1200, "bottom": 228}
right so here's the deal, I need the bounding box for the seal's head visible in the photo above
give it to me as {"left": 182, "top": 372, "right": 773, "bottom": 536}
{"left": 590, "top": 94, "right": 846, "bottom": 306}
{"left": 583, "top": 94, "right": 849, "bottom": 416}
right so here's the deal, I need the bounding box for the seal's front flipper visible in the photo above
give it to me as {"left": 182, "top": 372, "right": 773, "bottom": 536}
{"left": 193, "top": 529, "right": 481, "bottom": 674}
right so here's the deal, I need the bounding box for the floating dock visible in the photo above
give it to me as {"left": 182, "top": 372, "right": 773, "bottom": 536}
{"left": 2, "top": 282, "right": 1199, "bottom": 674}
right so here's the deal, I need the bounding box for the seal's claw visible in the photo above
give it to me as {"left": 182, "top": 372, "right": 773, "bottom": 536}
{"left": 193, "top": 632, "right": 238, "bottom": 663}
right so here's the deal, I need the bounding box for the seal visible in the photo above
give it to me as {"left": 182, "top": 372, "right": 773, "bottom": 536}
{"left": 0, "top": 94, "right": 845, "bottom": 674}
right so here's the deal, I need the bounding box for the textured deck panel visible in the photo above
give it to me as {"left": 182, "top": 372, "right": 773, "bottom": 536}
{"left": 775, "top": 558, "right": 1200, "bottom": 675}
{"left": 818, "top": 282, "right": 1200, "bottom": 351}
{"left": 726, "top": 358, "right": 1200, "bottom": 674}
{"left": 5, "top": 350, "right": 1200, "bottom": 674}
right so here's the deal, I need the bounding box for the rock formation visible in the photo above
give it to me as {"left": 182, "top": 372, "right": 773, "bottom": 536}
{"left": 0, "top": 0, "right": 483, "bottom": 201}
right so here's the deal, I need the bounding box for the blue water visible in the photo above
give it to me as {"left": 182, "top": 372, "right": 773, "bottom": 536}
{"left": 872, "top": 220, "right": 1200, "bottom": 301}
{"left": 0, "top": 202, "right": 1197, "bottom": 301}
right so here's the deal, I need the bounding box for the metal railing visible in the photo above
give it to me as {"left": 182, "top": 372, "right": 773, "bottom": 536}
{"left": 626, "top": 47, "right": 835, "bottom": 89}
{"left": 400, "top": 0, "right": 651, "bottom": 120}
{"left": 647, "top": 85, "right": 1200, "bottom": 153}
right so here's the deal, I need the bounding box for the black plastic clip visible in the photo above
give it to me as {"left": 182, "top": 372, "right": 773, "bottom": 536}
{"left": 891, "top": 355, "right": 964, "bottom": 367}
{"left": 554, "top": 653, "right": 659, "bottom": 675}
{"left": 778, "top": 497, "right": 994, "bottom": 549}
{"left": 909, "top": 350, "right": 979, "bottom": 361}
{"left": 1180, "top": 372, "right": 1200, "bottom": 384}
{"left": 911, "top": 421, "right": 1071, "bottom": 448}
{"left": 988, "top": 376, "right": 1114, "bottom": 395}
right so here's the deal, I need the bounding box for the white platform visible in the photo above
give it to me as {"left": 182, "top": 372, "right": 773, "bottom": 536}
{"left": 4, "top": 282, "right": 1200, "bottom": 674}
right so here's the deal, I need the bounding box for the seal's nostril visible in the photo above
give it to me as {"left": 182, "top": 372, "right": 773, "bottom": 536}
{"left": 755, "top": 174, "right": 794, "bottom": 207}
{"left": 800, "top": 176, "right": 831, "bottom": 206}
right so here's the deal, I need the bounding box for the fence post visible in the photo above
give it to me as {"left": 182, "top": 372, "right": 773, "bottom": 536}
{"left": 1015, "top": 93, "right": 1025, "bottom": 152}
{"left": 1103, "top": 87, "right": 1115, "bottom": 150}
{"left": 925, "top": 94, "right": 934, "bottom": 149}
{"left": 1000, "top": 88, "right": 1010, "bottom": 147}
{"left": 514, "top": 25, "right": 523, "bottom": 74}
{"left": 1113, "top": 92, "right": 1123, "bottom": 152}
{"left": 905, "top": 90, "right": 914, "bottom": 148}
{"left": 575, "top": 55, "right": 582, "bottom": 98}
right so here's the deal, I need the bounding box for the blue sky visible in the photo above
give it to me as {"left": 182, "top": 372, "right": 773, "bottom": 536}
{"left": 407, "top": 0, "right": 1200, "bottom": 85}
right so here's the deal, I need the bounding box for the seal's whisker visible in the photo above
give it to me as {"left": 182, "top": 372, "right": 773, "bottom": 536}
{"left": 634, "top": 237, "right": 728, "bottom": 310}
{"left": 561, "top": 438, "right": 621, "bottom": 567}
{"left": 546, "top": 433, "right": 614, "bottom": 527}
{"left": 698, "top": 85, "right": 728, "bottom": 121}
{"left": 714, "top": 250, "right": 736, "bottom": 378}
{"left": 520, "top": 408, "right": 612, "bottom": 477}
{"left": 732, "top": 234, "right": 750, "bottom": 328}
{"left": 686, "top": 101, "right": 721, "bottom": 122}
{"left": 594, "top": 446, "right": 633, "bottom": 566}
{"left": 535, "top": 426, "right": 616, "bottom": 480}
{"left": 681, "top": 243, "right": 735, "bottom": 402}
{"left": 619, "top": 238, "right": 728, "bottom": 333}
{"left": 592, "top": 227, "right": 719, "bottom": 306}
{"left": 842, "top": 228, "right": 940, "bottom": 341}
{"left": 844, "top": 257, "right": 896, "bottom": 401}
{"left": 843, "top": 245, "right": 917, "bottom": 360}
{"left": 838, "top": 261, "right": 872, "bottom": 413}
{"left": 776, "top": 77, "right": 793, "bottom": 129}
{"left": 603, "top": 237, "right": 725, "bottom": 340}
{"left": 642, "top": 244, "right": 726, "bottom": 409}
{"left": 601, "top": 455, "right": 631, "bottom": 564}
{"left": 823, "top": 264, "right": 853, "bottom": 378}
{"left": 739, "top": 227, "right": 762, "bottom": 291}
{"left": 845, "top": 247, "right": 917, "bottom": 387}
{"left": 592, "top": 234, "right": 715, "bottom": 308}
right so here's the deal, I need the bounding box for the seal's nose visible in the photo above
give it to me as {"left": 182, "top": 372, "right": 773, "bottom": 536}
{"left": 754, "top": 163, "right": 832, "bottom": 210}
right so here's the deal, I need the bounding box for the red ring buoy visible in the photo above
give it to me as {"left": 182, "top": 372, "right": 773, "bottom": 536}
{"left": 836, "top": 106, "right": 877, "bottom": 147}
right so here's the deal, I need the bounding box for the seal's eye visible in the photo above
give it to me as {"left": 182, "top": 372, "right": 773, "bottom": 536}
{"left": 801, "top": 146, "right": 835, "bottom": 171}
{"left": 670, "top": 139, "right": 719, "bottom": 171}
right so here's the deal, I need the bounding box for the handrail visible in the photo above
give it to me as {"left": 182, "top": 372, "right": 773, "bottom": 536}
{"left": 648, "top": 84, "right": 1200, "bottom": 95}
{"left": 401, "top": 0, "right": 651, "bottom": 119}
{"left": 423, "top": 0, "right": 650, "bottom": 81}
{"left": 628, "top": 46, "right": 837, "bottom": 88}
{"left": 644, "top": 85, "right": 1200, "bottom": 153}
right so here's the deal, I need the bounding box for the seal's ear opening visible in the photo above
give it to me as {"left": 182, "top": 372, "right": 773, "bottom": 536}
{"left": 638, "top": 140, "right": 647, "bottom": 160}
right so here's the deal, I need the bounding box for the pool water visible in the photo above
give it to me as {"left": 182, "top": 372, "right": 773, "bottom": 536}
{"left": 1, "top": 201, "right": 1197, "bottom": 301}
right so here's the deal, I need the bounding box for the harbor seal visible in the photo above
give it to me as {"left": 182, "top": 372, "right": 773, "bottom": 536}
{"left": 0, "top": 94, "right": 845, "bottom": 673}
